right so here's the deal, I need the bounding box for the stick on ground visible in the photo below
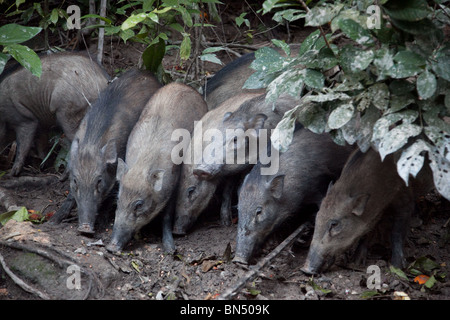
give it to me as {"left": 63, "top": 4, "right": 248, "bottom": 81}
{"left": 218, "top": 222, "right": 311, "bottom": 300}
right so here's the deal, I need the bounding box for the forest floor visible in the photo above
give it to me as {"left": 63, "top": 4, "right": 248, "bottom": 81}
{"left": 0, "top": 1, "right": 449, "bottom": 302}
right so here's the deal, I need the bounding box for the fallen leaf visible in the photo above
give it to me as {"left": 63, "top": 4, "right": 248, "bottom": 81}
{"left": 414, "top": 274, "right": 430, "bottom": 285}
{"left": 393, "top": 291, "right": 410, "bottom": 300}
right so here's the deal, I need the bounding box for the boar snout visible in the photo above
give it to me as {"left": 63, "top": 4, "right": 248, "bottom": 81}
{"left": 302, "top": 246, "right": 335, "bottom": 275}
{"left": 77, "top": 223, "right": 95, "bottom": 235}
{"left": 193, "top": 168, "right": 213, "bottom": 180}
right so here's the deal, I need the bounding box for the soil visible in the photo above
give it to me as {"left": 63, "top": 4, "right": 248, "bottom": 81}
{"left": 1, "top": 2, "right": 450, "bottom": 302}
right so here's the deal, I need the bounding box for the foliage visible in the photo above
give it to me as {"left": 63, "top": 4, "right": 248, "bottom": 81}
{"left": 248, "top": 0, "right": 450, "bottom": 201}
{"left": 81, "top": 0, "right": 223, "bottom": 80}
{"left": 0, "top": 23, "right": 42, "bottom": 77}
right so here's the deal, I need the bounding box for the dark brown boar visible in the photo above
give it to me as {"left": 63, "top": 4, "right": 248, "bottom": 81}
{"left": 302, "top": 148, "right": 434, "bottom": 274}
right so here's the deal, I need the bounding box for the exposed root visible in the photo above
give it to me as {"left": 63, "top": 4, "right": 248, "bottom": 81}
{"left": 0, "top": 240, "right": 104, "bottom": 300}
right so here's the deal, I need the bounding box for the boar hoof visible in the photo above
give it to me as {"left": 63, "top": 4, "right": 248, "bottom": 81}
{"left": 172, "top": 227, "right": 187, "bottom": 236}
{"left": 232, "top": 256, "right": 249, "bottom": 266}
{"left": 77, "top": 224, "right": 95, "bottom": 235}
{"left": 106, "top": 242, "right": 121, "bottom": 253}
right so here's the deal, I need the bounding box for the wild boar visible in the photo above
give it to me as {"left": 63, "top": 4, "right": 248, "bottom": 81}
{"left": 106, "top": 82, "right": 207, "bottom": 253}
{"left": 0, "top": 51, "right": 109, "bottom": 176}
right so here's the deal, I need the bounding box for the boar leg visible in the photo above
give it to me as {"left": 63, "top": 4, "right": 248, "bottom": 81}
{"left": 161, "top": 199, "right": 176, "bottom": 254}
{"left": 389, "top": 190, "right": 413, "bottom": 268}
{"left": 50, "top": 192, "right": 76, "bottom": 224}
{"left": 11, "top": 121, "right": 38, "bottom": 176}
{"left": 220, "top": 180, "right": 234, "bottom": 226}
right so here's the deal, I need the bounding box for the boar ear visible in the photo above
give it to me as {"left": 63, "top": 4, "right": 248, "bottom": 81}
{"left": 244, "top": 113, "right": 268, "bottom": 131}
{"left": 266, "top": 174, "right": 285, "bottom": 199}
{"left": 116, "top": 158, "right": 128, "bottom": 181}
{"left": 148, "top": 169, "right": 165, "bottom": 192}
{"left": 70, "top": 139, "right": 79, "bottom": 160}
{"left": 326, "top": 181, "right": 334, "bottom": 195}
{"left": 352, "top": 193, "right": 370, "bottom": 216}
{"left": 102, "top": 139, "right": 117, "bottom": 165}
{"left": 223, "top": 112, "right": 233, "bottom": 122}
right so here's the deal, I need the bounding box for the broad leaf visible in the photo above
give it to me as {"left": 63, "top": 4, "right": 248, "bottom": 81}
{"left": 0, "top": 24, "right": 41, "bottom": 45}
{"left": 328, "top": 102, "right": 354, "bottom": 129}
{"left": 305, "top": 3, "right": 344, "bottom": 27}
{"left": 383, "top": 0, "right": 431, "bottom": 22}
{"left": 339, "top": 45, "right": 374, "bottom": 73}
{"left": 338, "top": 18, "right": 374, "bottom": 46}
{"left": 377, "top": 123, "right": 422, "bottom": 160}
{"left": 416, "top": 70, "right": 437, "bottom": 99}
{"left": 5, "top": 44, "right": 42, "bottom": 78}
{"left": 397, "top": 139, "right": 430, "bottom": 186}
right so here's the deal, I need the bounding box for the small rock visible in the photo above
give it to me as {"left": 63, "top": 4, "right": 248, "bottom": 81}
{"left": 74, "top": 247, "right": 87, "bottom": 255}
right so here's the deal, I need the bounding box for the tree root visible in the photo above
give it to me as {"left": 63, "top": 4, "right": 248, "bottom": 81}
{"left": 0, "top": 240, "right": 104, "bottom": 300}
{"left": 218, "top": 222, "right": 311, "bottom": 300}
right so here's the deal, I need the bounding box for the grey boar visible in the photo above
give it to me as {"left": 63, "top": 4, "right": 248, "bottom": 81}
{"left": 172, "top": 92, "right": 267, "bottom": 234}
{"left": 192, "top": 93, "right": 298, "bottom": 180}
{"left": 51, "top": 69, "right": 162, "bottom": 234}
{"left": 173, "top": 93, "right": 301, "bottom": 234}
{"left": 233, "top": 128, "right": 354, "bottom": 265}
{"left": 0, "top": 51, "right": 109, "bottom": 176}
{"left": 202, "top": 52, "right": 263, "bottom": 110}
{"left": 106, "top": 82, "right": 207, "bottom": 253}
{"left": 302, "top": 148, "right": 434, "bottom": 275}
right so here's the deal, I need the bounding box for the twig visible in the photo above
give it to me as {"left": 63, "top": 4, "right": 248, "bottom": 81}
{"left": 297, "top": 0, "right": 332, "bottom": 50}
{"left": 218, "top": 222, "right": 311, "bottom": 300}
{"left": 96, "top": 0, "right": 107, "bottom": 65}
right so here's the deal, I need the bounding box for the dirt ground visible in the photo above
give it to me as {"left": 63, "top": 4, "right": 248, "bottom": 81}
{"left": 1, "top": 2, "right": 450, "bottom": 302}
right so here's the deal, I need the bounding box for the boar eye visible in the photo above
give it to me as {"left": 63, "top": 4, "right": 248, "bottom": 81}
{"left": 187, "top": 186, "right": 196, "bottom": 200}
{"left": 328, "top": 219, "right": 341, "bottom": 235}
{"left": 72, "top": 178, "right": 78, "bottom": 192}
{"left": 255, "top": 207, "right": 262, "bottom": 216}
{"left": 134, "top": 200, "right": 144, "bottom": 212}
{"left": 96, "top": 178, "right": 103, "bottom": 192}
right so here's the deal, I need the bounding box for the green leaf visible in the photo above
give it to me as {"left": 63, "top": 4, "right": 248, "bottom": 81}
{"left": 250, "top": 47, "right": 285, "bottom": 73}
{"left": 396, "top": 139, "right": 430, "bottom": 186}
{"left": 338, "top": 18, "right": 374, "bottom": 46}
{"left": 142, "top": 37, "right": 166, "bottom": 73}
{"left": 383, "top": 0, "right": 431, "bottom": 22}
{"left": 377, "top": 123, "right": 422, "bottom": 160}
{"left": 5, "top": 44, "right": 42, "bottom": 78}
{"left": 262, "top": 0, "right": 281, "bottom": 14}
{"left": 180, "top": 34, "right": 191, "bottom": 61}
{"left": 121, "top": 13, "right": 148, "bottom": 30}
{"left": 271, "top": 39, "right": 290, "bottom": 56}
{"left": 0, "top": 52, "right": 10, "bottom": 74}
{"left": 390, "top": 18, "right": 437, "bottom": 35}
{"left": 328, "top": 102, "right": 355, "bottom": 129}
{"left": 394, "top": 50, "right": 426, "bottom": 67}
{"left": 296, "top": 102, "right": 328, "bottom": 134}
{"left": 390, "top": 265, "right": 409, "bottom": 281}
{"left": 304, "top": 3, "right": 344, "bottom": 27}
{"left": 0, "top": 207, "right": 29, "bottom": 225}
{"left": 50, "top": 9, "right": 59, "bottom": 25}
{"left": 431, "top": 47, "right": 450, "bottom": 82}
{"left": 339, "top": 45, "right": 374, "bottom": 73}
{"left": 416, "top": 70, "right": 437, "bottom": 99}
{"left": 361, "top": 290, "right": 380, "bottom": 299}
{"left": 246, "top": 69, "right": 279, "bottom": 90}
{"left": 424, "top": 275, "right": 436, "bottom": 289}
{"left": 271, "top": 107, "right": 298, "bottom": 152}
{"left": 367, "top": 83, "right": 389, "bottom": 111}
{"left": 0, "top": 24, "right": 42, "bottom": 45}
{"left": 428, "top": 146, "right": 450, "bottom": 201}
{"left": 200, "top": 53, "right": 222, "bottom": 65}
